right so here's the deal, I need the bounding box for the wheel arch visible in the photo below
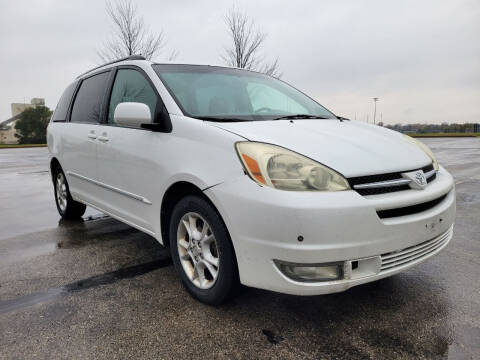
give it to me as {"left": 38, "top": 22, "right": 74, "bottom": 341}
{"left": 160, "top": 181, "right": 236, "bottom": 261}
{"left": 161, "top": 181, "right": 209, "bottom": 245}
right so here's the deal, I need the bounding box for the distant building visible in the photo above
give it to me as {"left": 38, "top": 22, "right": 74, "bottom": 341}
{"left": 0, "top": 98, "right": 45, "bottom": 144}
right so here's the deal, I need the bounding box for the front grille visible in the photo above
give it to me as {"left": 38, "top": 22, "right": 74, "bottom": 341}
{"left": 354, "top": 184, "right": 411, "bottom": 196}
{"left": 348, "top": 164, "right": 435, "bottom": 196}
{"left": 376, "top": 194, "right": 447, "bottom": 219}
{"left": 380, "top": 226, "right": 452, "bottom": 271}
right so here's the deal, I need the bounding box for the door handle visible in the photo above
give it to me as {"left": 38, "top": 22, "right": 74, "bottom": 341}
{"left": 97, "top": 135, "right": 109, "bottom": 142}
{"left": 87, "top": 133, "right": 97, "bottom": 139}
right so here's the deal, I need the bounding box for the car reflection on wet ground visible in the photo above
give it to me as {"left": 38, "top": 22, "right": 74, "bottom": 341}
{"left": 0, "top": 138, "right": 479, "bottom": 359}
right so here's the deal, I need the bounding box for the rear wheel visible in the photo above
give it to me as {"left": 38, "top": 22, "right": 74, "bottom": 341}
{"left": 53, "top": 167, "right": 86, "bottom": 219}
{"left": 169, "top": 195, "right": 238, "bottom": 305}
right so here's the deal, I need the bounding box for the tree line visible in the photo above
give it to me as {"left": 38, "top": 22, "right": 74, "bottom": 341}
{"left": 381, "top": 122, "right": 480, "bottom": 134}
{"left": 14, "top": 106, "right": 52, "bottom": 144}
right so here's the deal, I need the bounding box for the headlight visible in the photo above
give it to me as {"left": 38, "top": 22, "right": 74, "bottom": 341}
{"left": 235, "top": 142, "right": 350, "bottom": 191}
{"left": 403, "top": 135, "right": 439, "bottom": 171}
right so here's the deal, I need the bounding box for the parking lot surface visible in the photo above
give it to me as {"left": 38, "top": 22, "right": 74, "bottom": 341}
{"left": 0, "top": 138, "right": 479, "bottom": 359}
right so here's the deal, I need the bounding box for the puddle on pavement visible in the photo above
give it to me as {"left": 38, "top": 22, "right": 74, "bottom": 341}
{"left": 0, "top": 214, "right": 115, "bottom": 265}
{"left": 0, "top": 255, "right": 171, "bottom": 315}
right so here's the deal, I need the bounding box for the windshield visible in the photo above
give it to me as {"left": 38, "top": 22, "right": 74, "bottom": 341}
{"left": 152, "top": 64, "right": 336, "bottom": 121}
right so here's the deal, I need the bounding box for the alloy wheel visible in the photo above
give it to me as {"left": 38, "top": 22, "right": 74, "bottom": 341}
{"left": 177, "top": 212, "right": 220, "bottom": 289}
{"left": 55, "top": 172, "right": 68, "bottom": 212}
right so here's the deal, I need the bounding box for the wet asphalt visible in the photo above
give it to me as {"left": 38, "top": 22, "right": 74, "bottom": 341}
{"left": 0, "top": 138, "right": 479, "bottom": 359}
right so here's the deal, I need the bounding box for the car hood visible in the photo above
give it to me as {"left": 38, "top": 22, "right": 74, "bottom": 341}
{"left": 210, "top": 119, "right": 431, "bottom": 177}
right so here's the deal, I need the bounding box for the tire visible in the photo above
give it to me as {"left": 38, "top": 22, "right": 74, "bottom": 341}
{"left": 169, "top": 195, "right": 239, "bottom": 305}
{"left": 52, "top": 166, "right": 86, "bottom": 219}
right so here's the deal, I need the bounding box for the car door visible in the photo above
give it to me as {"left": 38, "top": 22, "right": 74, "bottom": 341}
{"left": 61, "top": 70, "right": 110, "bottom": 206}
{"left": 95, "top": 67, "right": 167, "bottom": 233}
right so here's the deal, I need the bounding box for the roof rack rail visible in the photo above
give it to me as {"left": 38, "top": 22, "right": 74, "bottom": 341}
{"left": 76, "top": 55, "right": 146, "bottom": 79}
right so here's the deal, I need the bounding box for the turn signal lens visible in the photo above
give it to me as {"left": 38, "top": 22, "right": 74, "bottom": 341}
{"left": 235, "top": 142, "right": 350, "bottom": 191}
{"left": 241, "top": 154, "right": 265, "bottom": 184}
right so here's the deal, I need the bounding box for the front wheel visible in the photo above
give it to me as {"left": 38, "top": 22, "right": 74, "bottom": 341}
{"left": 169, "top": 195, "right": 239, "bottom": 305}
{"left": 53, "top": 168, "right": 86, "bottom": 219}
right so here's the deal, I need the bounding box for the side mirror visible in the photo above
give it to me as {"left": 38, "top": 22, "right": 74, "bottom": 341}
{"left": 114, "top": 102, "right": 151, "bottom": 128}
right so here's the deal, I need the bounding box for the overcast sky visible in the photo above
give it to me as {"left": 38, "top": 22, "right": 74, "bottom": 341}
{"left": 0, "top": 0, "right": 479, "bottom": 124}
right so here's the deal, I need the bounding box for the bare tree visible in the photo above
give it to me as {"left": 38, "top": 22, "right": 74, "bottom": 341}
{"left": 223, "top": 8, "right": 281, "bottom": 77}
{"left": 98, "top": 0, "right": 174, "bottom": 62}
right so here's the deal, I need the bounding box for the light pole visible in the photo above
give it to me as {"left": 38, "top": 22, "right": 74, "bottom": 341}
{"left": 373, "top": 97, "right": 379, "bottom": 125}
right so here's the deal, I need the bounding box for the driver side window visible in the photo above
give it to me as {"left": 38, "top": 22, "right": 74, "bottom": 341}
{"left": 108, "top": 69, "right": 158, "bottom": 125}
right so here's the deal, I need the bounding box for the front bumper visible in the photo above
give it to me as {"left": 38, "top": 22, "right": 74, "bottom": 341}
{"left": 205, "top": 166, "right": 456, "bottom": 296}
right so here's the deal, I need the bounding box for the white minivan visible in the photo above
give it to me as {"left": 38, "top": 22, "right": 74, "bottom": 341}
{"left": 48, "top": 56, "right": 455, "bottom": 304}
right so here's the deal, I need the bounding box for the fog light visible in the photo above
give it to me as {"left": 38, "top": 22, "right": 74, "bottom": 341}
{"left": 274, "top": 260, "right": 343, "bottom": 282}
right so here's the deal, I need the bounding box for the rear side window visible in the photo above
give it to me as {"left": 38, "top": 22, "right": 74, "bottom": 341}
{"left": 70, "top": 72, "right": 110, "bottom": 123}
{"left": 52, "top": 81, "right": 77, "bottom": 122}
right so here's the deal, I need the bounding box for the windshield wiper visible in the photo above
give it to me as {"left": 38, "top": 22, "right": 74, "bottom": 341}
{"left": 195, "top": 116, "right": 251, "bottom": 122}
{"left": 273, "top": 114, "right": 331, "bottom": 120}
